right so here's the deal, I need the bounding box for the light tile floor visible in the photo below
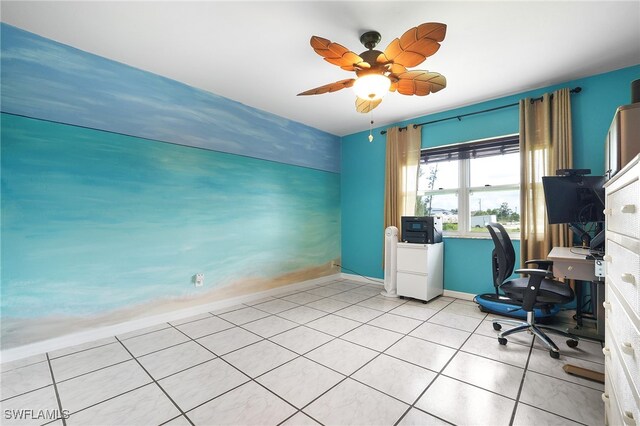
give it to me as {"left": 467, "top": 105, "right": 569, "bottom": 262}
{"left": 0, "top": 279, "right": 605, "bottom": 426}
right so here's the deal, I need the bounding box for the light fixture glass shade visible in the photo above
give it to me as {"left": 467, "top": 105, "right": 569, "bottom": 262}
{"left": 352, "top": 74, "right": 391, "bottom": 101}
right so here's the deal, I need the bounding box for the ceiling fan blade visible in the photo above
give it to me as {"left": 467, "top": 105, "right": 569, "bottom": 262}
{"left": 297, "top": 79, "right": 356, "bottom": 96}
{"left": 389, "top": 64, "right": 408, "bottom": 75}
{"left": 355, "top": 97, "right": 382, "bottom": 113}
{"left": 395, "top": 71, "right": 446, "bottom": 96}
{"left": 379, "top": 23, "right": 447, "bottom": 68}
{"left": 310, "top": 36, "right": 369, "bottom": 71}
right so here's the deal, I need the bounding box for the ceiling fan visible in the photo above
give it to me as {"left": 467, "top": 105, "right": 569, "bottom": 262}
{"left": 298, "top": 23, "right": 447, "bottom": 113}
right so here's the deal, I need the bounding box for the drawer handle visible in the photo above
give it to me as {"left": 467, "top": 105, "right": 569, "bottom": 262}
{"left": 603, "top": 301, "right": 611, "bottom": 310}
{"left": 621, "top": 273, "right": 636, "bottom": 284}
{"left": 602, "top": 392, "right": 610, "bottom": 403}
{"left": 603, "top": 347, "right": 611, "bottom": 356}
{"left": 603, "top": 254, "right": 612, "bottom": 262}
{"left": 603, "top": 208, "right": 612, "bottom": 216}
{"left": 621, "top": 204, "right": 636, "bottom": 214}
{"left": 623, "top": 411, "right": 636, "bottom": 425}
{"left": 621, "top": 341, "right": 634, "bottom": 355}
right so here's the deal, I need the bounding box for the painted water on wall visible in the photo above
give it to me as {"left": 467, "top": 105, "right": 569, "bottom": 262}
{"left": 1, "top": 23, "right": 341, "bottom": 348}
{"left": 0, "top": 23, "right": 340, "bottom": 172}
{"left": 1, "top": 113, "right": 340, "bottom": 344}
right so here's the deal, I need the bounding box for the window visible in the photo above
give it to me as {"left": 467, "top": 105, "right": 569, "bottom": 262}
{"left": 416, "top": 135, "right": 520, "bottom": 236}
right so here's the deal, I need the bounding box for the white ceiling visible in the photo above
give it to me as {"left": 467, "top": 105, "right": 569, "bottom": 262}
{"left": 2, "top": 1, "right": 639, "bottom": 136}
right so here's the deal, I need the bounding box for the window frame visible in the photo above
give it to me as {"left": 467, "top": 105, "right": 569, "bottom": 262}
{"left": 417, "top": 134, "right": 520, "bottom": 239}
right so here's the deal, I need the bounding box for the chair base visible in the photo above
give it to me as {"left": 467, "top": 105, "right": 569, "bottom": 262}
{"left": 493, "top": 311, "right": 579, "bottom": 358}
{"left": 474, "top": 293, "right": 560, "bottom": 322}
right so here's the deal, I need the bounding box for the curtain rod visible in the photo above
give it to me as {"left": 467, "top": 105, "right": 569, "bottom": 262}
{"left": 380, "top": 86, "right": 582, "bottom": 135}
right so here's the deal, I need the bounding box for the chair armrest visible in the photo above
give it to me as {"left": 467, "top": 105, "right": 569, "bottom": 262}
{"left": 516, "top": 268, "right": 555, "bottom": 311}
{"left": 515, "top": 268, "right": 554, "bottom": 278}
{"left": 525, "top": 259, "right": 553, "bottom": 270}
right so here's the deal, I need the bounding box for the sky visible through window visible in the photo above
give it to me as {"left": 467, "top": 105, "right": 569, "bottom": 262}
{"left": 419, "top": 152, "right": 520, "bottom": 214}
{"left": 418, "top": 152, "right": 520, "bottom": 233}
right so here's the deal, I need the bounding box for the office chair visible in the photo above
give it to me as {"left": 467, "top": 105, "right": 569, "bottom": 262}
{"left": 486, "top": 222, "right": 579, "bottom": 359}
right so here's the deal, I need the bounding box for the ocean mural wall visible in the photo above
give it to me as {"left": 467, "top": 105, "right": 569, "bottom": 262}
{"left": 1, "top": 24, "right": 340, "bottom": 348}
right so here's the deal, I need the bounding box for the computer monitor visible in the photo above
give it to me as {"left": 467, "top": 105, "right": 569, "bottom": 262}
{"left": 542, "top": 175, "right": 605, "bottom": 225}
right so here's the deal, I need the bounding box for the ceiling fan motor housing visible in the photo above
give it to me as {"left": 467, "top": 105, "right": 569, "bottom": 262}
{"left": 356, "top": 49, "right": 386, "bottom": 77}
{"left": 360, "top": 30, "right": 382, "bottom": 50}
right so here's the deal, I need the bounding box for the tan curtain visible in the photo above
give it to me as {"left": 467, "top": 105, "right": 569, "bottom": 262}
{"left": 383, "top": 126, "right": 422, "bottom": 240}
{"left": 519, "top": 88, "right": 573, "bottom": 263}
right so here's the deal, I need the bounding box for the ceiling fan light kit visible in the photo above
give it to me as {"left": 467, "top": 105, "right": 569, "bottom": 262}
{"left": 352, "top": 74, "right": 391, "bottom": 101}
{"left": 298, "top": 22, "right": 448, "bottom": 119}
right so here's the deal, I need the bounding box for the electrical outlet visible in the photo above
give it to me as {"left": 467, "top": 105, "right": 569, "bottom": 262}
{"left": 192, "top": 273, "right": 204, "bottom": 287}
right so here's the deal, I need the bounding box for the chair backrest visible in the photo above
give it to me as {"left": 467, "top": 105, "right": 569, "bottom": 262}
{"left": 486, "top": 222, "right": 516, "bottom": 288}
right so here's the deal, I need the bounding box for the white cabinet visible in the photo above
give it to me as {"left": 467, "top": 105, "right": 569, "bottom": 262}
{"left": 396, "top": 242, "right": 443, "bottom": 302}
{"left": 603, "top": 154, "right": 640, "bottom": 426}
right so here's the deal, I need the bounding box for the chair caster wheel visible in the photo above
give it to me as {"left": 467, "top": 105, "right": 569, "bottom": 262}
{"left": 493, "top": 323, "right": 502, "bottom": 331}
{"left": 550, "top": 350, "right": 560, "bottom": 359}
{"left": 566, "top": 339, "right": 579, "bottom": 348}
{"left": 498, "top": 337, "right": 507, "bottom": 345}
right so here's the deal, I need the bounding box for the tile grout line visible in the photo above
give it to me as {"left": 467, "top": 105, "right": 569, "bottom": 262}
{"left": 0, "top": 283, "right": 403, "bottom": 423}
{"left": 504, "top": 330, "right": 600, "bottom": 425}
{"left": 165, "top": 291, "right": 434, "bottom": 423}
{"left": 515, "top": 401, "right": 590, "bottom": 426}
{"left": 392, "top": 309, "right": 489, "bottom": 426}
{"left": 13, "top": 282, "right": 599, "bottom": 426}
{"left": 43, "top": 307, "right": 428, "bottom": 389}
{"left": 59, "top": 382, "right": 153, "bottom": 420}
{"left": 158, "top": 414, "right": 187, "bottom": 426}
{"left": 269, "top": 297, "right": 458, "bottom": 420}
{"left": 224, "top": 291, "right": 600, "bottom": 425}
{"left": 275, "top": 297, "right": 459, "bottom": 423}
{"left": 526, "top": 368, "right": 604, "bottom": 391}
{"left": 114, "top": 336, "right": 196, "bottom": 426}
{"left": 47, "top": 339, "right": 124, "bottom": 362}
{"left": 0, "top": 281, "right": 357, "bottom": 370}
{"left": 166, "top": 323, "right": 302, "bottom": 422}
{"left": 0, "top": 358, "right": 48, "bottom": 374}
{"left": 276, "top": 296, "right": 450, "bottom": 424}
{"left": 52, "top": 358, "right": 133, "bottom": 385}
{"left": 45, "top": 352, "right": 67, "bottom": 426}
{"left": 43, "top": 280, "right": 345, "bottom": 370}
{"left": 0, "top": 383, "right": 54, "bottom": 404}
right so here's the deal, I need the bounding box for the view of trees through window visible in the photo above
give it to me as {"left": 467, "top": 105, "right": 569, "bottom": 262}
{"left": 416, "top": 137, "right": 520, "bottom": 235}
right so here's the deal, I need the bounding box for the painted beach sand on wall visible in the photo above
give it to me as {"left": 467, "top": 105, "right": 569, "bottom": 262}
{"left": 1, "top": 261, "right": 338, "bottom": 348}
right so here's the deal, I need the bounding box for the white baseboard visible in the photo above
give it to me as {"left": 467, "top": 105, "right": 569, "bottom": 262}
{"left": 340, "top": 278, "right": 480, "bottom": 307}
{"left": 1, "top": 273, "right": 341, "bottom": 363}
{"left": 339, "top": 272, "right": 383, "bottom": 285}
{"left": 443, "top": 289, "right": 476, "bottom": 301}
{"left": 340, "top": 272, "right": 475, "bottom": 301}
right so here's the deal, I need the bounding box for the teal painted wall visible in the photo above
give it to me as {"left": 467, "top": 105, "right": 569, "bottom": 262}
{"left": 341, "top": 65, "right": 639, "bottom": 294}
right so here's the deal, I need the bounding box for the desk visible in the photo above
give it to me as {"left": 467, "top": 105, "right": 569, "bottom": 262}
{"left": 547, "top": 247, "right": 604, "bottom": 341}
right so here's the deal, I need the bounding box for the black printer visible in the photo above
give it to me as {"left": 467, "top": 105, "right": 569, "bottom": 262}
{"left": 401, "top": 216, "right": 442, "bottom": 244}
